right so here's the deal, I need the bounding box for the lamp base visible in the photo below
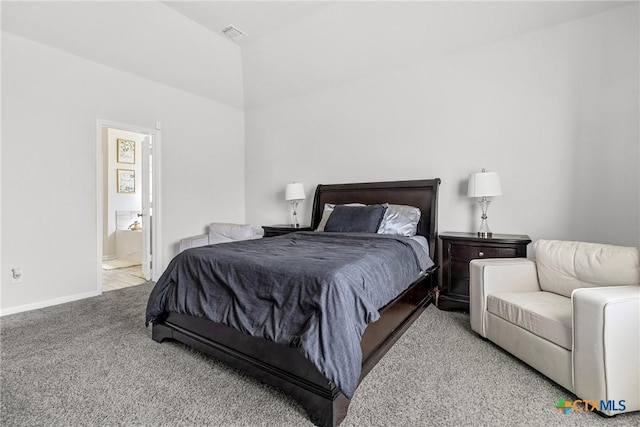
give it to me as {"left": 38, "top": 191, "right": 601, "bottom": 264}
{"left": 477, "top": 198, "right": 493, "bottom": 238}
{"left": 290, "top": 200, "right": 299, "bottom": 228}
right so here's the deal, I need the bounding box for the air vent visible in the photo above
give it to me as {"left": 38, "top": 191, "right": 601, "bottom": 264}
{"left": 222, "top": 25, "right": 248, "bottom": 40}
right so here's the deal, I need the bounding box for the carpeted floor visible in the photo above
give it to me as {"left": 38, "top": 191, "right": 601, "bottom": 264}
{"left": 1, "top": 282, "right": 638, "bottom": 426}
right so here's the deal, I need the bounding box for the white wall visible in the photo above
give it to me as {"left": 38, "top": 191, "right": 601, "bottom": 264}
{"left": 1, "top": 1, "right": 244, "bottom": 110}
{"left": 1, "top": 33, "right": 245, "bottom": 313}
{"left": 2, "top": 3, "right": 637, "bottom": 315}
{"left": 245, "top": 5, "right": 639, "bottom": 249}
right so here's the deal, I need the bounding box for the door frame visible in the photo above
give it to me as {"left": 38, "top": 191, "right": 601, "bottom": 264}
{"left": 95, "top": 119, "right": 162, "bottom": 292}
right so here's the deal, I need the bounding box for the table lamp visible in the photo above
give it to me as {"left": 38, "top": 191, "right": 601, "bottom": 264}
{"left": 468, "top": 169, "right": 502, "bottom": 237}
{"left": 285, "top": 182, "right": 305, "bottom": 227}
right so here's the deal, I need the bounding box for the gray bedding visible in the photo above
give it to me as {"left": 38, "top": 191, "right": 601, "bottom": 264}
{"left": 145, "top": 231, "right": 433, "bottom": 398}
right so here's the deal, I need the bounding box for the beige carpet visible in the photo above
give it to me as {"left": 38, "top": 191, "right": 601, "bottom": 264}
{"left": 2, "top": 284, "right": 639, "bottom": 426}
{"left": 102, "top": 258, "right": 141, "bottom": 270}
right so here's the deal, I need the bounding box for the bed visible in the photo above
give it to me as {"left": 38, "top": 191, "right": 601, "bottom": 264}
{"left": 146, "top": 178, "right": 440, "bottom": 426}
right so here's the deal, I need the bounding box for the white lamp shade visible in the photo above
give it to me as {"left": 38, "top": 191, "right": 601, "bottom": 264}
{"left": 285, "top": 182, "right": 306, "bottom": 201}
{"left": 468, "top": 171, "right": 502, "bottom": 197}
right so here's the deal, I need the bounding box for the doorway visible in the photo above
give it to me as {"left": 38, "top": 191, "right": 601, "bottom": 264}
{"left": 96, "top": 120, "right": 161, "bottom": 293}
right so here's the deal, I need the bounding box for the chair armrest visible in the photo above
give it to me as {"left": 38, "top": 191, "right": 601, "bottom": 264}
{"left": 469, "top": 258, "right": 540, "bottom": 337}
{"left": 179, "top": 233, "right": 209, "bottom": 253}
{"left": 572, "top": 285, "right": 640, "bottom": 414}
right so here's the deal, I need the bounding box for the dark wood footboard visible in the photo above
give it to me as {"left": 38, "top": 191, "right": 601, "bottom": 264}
{"left": 153, "top": 269, "right": 436, "bottom": 427}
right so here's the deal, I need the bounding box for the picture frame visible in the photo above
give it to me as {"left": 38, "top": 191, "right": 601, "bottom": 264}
{"left": 117, "top": 169, "right": 135, "bottom": 194}
{"left": 117, "top": 139, "right": 135, "bottom": 164}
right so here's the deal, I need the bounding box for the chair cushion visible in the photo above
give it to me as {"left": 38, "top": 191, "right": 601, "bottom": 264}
{"left": 487, "top": 291, "right": 572, "bottom": 350}
{"left": 208, "top": 223, "right": 256, "bottom": 242}
{"left": 534, "top": 240, "right": 640, "bottom": 298}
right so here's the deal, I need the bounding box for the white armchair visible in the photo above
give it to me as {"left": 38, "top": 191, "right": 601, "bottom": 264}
{"left": 179, "top": 223, "right": 261, "bottom": 252}
{"left": 470, "top": 240, "right": 640, "bottom": 415}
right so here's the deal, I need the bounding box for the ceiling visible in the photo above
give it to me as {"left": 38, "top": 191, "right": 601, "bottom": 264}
{"left": 161, "top": 1, "right": 629, "bottom": 48}
{"left": 161, "top": 1, "right": 335, "bottom": 45}
{"left": 2, "top": 1, "right": 633, "bottom": 109}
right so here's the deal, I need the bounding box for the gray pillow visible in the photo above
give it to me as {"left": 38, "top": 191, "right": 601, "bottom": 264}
{"left": 324, "top": 204, "right": 387, "bottom": 233}
{"left": 316, "top": 203, "right": 366, "bottom": 231}
{"left": 377, "top": 204, "right": 421, "bottom": 237}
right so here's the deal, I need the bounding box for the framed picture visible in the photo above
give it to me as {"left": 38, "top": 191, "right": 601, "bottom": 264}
{"left": 117, "top": 169, "right": 135, "bottom": 193}
{"left": 117, "top": 139, "right": 135, "bottom": 164}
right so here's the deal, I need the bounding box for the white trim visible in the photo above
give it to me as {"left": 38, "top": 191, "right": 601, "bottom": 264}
{"left": 151, "top": 131, "right": 163, "bottom": 281}
{"left": 0, "top": 290, "right": 101, "bottom": 317}
{"left": 0, "top": 27, "right": 3, "bottom": 298}
{"left": 141, "top": 136, "right": 151, "bottom": 280}
{"left": 96, "top": 122, "right": 103, "bottom": 294}
{"left": 96, "top": 119, "right": 162, "bottom": 293}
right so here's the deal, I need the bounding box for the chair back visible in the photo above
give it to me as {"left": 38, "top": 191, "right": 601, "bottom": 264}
{"left": 534, "top": 240, "right": 640, "bottom": 297}
{"left": 208, "top": 223, "right": 256, "bottom": 244}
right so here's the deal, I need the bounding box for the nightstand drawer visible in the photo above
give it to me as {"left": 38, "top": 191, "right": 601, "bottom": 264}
{"left": 439, "top": 232, "right": 531, "bottom": 311}
{"left": 451, "top": 259, "right": 473, "bottom": 279}
{"left": 450, "top": 276, "right": 471, "bottom": 297}
{"left": 451, "top": 244, "right": 517, "bottom": 260}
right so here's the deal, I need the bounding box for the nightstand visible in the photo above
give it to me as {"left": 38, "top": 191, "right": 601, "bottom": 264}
{"left": 438, "top": 232, "right": 531, "bottom": 311}
{"left": 262, "top": 224, "right": 312, "bottom": 237}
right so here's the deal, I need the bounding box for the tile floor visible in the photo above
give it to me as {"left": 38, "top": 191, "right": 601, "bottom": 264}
{"left": 102, "top": 264, "right": 148, "bottom": 292}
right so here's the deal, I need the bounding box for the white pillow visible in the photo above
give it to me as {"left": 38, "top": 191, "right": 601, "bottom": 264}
{"left": 316, "top": 203, "right": 366, "bottom": 231}
{"left": 377, "top": 204, "right": 421, "bottom": 237}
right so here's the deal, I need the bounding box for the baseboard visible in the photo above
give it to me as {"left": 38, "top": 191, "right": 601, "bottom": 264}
{"left": 102, "top": 255, "right": 116, "bottom": 261}
{"left": 0, "top": 290, "right": 101, "bottom": 317}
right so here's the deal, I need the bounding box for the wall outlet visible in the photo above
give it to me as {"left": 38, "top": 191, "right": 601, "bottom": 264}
{"left": 11, "top": 268, "right": 23, "bottom": 283}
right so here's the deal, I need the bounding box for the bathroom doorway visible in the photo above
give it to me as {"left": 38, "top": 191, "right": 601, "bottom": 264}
{"left": 96, "top": 120, "right": 161, "bottom": 292}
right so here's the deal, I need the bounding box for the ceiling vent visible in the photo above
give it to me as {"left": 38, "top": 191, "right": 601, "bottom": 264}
{"left": 222, "top": 25, "right": 248, "bottom": 41}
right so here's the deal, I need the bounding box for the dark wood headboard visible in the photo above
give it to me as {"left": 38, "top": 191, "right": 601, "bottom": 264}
{"left": 311, "top": 179, "right": 441, "bottom": 262}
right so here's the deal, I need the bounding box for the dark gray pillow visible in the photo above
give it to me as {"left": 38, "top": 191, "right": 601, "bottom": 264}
{"left": 324, "top": 204, "right": 387, "bottom": 233}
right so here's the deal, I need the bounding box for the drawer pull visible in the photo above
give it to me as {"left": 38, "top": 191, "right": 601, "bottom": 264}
{"left": 478, "top": 252, "right": 484, "bottom": 257}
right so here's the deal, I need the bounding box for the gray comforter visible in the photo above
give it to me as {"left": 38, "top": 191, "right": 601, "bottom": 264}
{"left": 145, "top": 232, "right": 432, "bottom": 398}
